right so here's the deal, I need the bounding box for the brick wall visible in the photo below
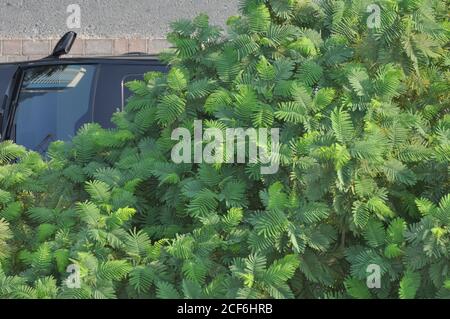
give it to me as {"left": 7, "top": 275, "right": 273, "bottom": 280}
{"left": 0, "top": 38, "right": 171, "bottom": 62}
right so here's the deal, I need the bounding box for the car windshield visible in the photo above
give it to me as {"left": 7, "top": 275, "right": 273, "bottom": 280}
{"left": 14, "top": 64, "right": 96, "bottom": 152}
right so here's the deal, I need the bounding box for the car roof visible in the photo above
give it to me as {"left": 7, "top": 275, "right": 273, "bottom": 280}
{"left": 0, "top": 53, "right": 166, "bottom": 67}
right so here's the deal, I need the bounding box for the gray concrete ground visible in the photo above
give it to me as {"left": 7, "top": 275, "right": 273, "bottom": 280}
{"left": 0, "top": 0, "right": 239, "bottom": 39}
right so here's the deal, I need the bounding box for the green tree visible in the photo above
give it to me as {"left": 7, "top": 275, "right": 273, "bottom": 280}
{"left": 0, "top": 0, "right": 448, "bottom": 299}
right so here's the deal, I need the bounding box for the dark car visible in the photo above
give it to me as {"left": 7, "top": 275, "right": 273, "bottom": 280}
{"left": 0, "top": 32, "right": 167, "bottom": 153}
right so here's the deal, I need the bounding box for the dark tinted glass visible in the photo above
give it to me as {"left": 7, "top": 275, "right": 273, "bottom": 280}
{"left": 0, "top": 65, "right": 17, "bottom": 111}
{"left": 94, "top": 63, "right": 167, "bottom": 128}
{"left": 14, "top": 64, "right": 96, "bottom": 152}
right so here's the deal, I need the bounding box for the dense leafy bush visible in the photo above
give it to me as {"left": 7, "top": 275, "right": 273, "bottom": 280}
{"left": 0, "top": 0, "right": 449, "bottom": 299}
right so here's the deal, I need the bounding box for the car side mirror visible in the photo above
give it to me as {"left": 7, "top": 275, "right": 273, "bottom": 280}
{"left": 51, "top": 32, "right": 77, "bottom": 58}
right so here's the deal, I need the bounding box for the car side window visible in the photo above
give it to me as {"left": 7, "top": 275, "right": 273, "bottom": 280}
{"left": 0, "top": 65, "right": 17, "bottom": 96}
{"left": 0, "top": 65, "right": 18, "bottom": 112}
{"left": 94, "top": 63, "right": 166, "bottom": 129}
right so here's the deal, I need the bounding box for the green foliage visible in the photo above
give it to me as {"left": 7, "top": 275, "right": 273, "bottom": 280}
{"left": 0, "top": 0, "right": 448, "bottom": 299}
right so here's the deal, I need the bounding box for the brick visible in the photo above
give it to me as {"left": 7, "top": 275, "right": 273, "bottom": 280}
{"left": 23, "top": 40, "right": 51, "bottom": 56}
{"left": 85, "top": 39, "right": 113, "bottom": 55}
{"left": 28, "top": 55, "right": 48, "bottom": 61}
{"left": 114, "top": 39, "right": 129, "bottom": 55}
{"left": 71, "top": 39, "right": 84, "bottom": 55}
{"left": 7, "top": 56, "right": 28, "bottom": 62}
{"left": 147, "top": 39, "right": 171, "bottom": 54}
{"left": 3, "top": 40, "right": 22, "bottom": 55}
{"left": 128, "top": 39, "right": 147, "bottom": 53}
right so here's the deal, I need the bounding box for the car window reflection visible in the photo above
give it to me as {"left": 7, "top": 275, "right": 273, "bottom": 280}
{"left": 14, "top": 64, "right": 96, "bottom": 153}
